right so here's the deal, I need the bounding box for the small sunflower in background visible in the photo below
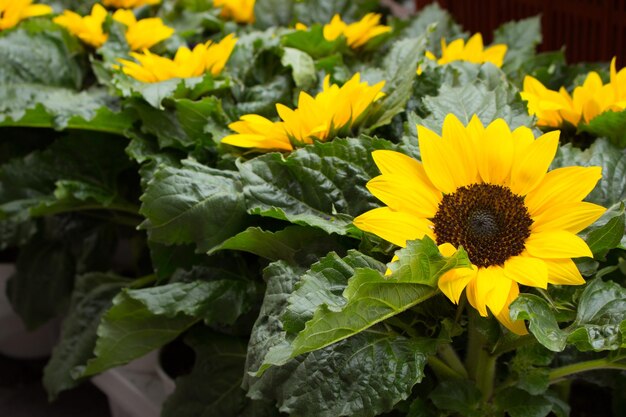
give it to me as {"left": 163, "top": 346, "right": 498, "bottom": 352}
{"left": 521, "top": 58, "right": 626, "bottom": 128}
{"left": 213, "top": 0, "right": 255, "bottom": 24}
{"left": 354, "top": 114, "right": 604, "bottom": 334}
{"left": 0, "top": 0, "right": 52, "bottom": 31}
{"left": 221, "top": 73, "right": 385, "bottom": 152}
{"left": 296, "top": 13, "right": 391, "bottom": 49}
{"left": 102, "top": 0, "right": 160, "bottom": 8}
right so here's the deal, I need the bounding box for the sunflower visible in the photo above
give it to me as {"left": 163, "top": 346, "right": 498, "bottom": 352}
{"left": 419, "top": 33, "right": 507, "bottom": 74}
{"left": 102, "top": 0, "right": 160, "bottom": 8}
{"left": 354, "top": 114, "right": 605, "bottom": 334}
{"left": 521, "top": 58, "right": 626, "bottom": 128}
{"left": 0, "top": 0, "right": 52, "bottom": 31}
{"left": 213, "top": 0, "right": 255, "bottom": 24}
{"left": 54, "top": 4, "right": 173, "bottom": 50}
{"left": 322, "top": 13, "right": 391, "bottom": 48}
{"left": 221, "top": 73, "right": 385, "bottom": 151}
{"left": 117, "top": 34, "right": 237, "bottom": 82}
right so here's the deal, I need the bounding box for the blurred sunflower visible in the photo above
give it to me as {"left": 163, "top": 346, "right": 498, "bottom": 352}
{"left": 102, "top": 0, "right": 160, "bottom": 8}
{"left": 0, "top": 0, "right": 52, "bottom": 30}
{"left": 213, "top": 0, "right": 255, "bottom": 24}
{"left": 354, "top": 114, "right": 604, "bottom": 334}
{"left": 521, "top": 58, "right": 626, "bottom": 128}
{"left": 418, "top": 33, "right": 506, "bottom": 74}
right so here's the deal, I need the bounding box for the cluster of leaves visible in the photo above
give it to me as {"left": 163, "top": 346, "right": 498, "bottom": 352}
{"left": 1, "top": 1, "right": 625, "bottom": 417}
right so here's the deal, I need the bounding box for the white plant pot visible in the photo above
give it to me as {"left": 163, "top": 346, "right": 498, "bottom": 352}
{"left": 91, "top": 351, "right": 169, "bottom": 417}
{"left": 0, "top": 263, "right": 61, "bottom": 359}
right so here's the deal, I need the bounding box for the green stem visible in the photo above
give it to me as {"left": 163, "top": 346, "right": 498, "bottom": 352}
{"left": 428, "top": 356, "right": 466, "bottom": 380}
{"left": 129, "top": 274, "right": 156, "bottom": 289}
{"left": 549, "top": 358, "right": 626, "bottom": 384}
{"left": 466, "top": 312, "right": 496, "bottom": 402}
{"left": 490, "top": 334, "right": 535, "bottom": 356}
{"left": 438, "top": 344, "right": 469, "bottom": 379}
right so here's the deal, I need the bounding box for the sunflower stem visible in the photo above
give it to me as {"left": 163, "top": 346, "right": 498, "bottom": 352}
{"left": 549, "top": 358, "right": 626, "bottom": 384}
{"left": 428, "top": 356, "right": 466, "bottom": 380}
{"left": 438, "top": 344, "right": 469, "bottom": 379}
{"left": 466, "top": 312, "right": 496, "bottom": 402}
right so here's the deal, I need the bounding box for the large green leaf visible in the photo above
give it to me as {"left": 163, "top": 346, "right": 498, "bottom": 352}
{"left": 578, "top": 109, "right": 626, "bottom": 148}
{"left": 139, "top": 159, "right": 248, "bottom": 253}
{"left": 244, "top": 260, "right": 438, "bottom": 417}
{"left": 210, "top": 225, "right": 347, "bottom": 265}
{"left": 402, "top": 3, "right": 462, "bottom": 52}
{"left": 413, "top": 62, "right": 532, "bottom": 134}
{"left": 0, "top": 20, "right": 84, "bottom": 88}
{"left": 285, "top": 238, "right": 469, "bottom": 362}
{"left": 237, "top": 136, "right": 394, "bottom": 235}
{"left": 429, "top": 380, "right": 482, "bottom": 417}
{"left": 6, "top": 217, "right": 117, "bottom": 329}
{"left": 364, "top": 36, "right": 427, "bottom": 130}
{"left": 0, "top": 132, "right": 135, "bottom": 222}
{"left": 552, "top": 138, "right": 626, "bottom": 208}
{"left": 162, "top": 329, "right": 280, "bottom": 417}
{"left": 511, "top": 278, "right": 626, "bottom": 352}
{"left": 495, "top": 388, "right": 557, "bottom": 417}
{"left": 293, "top": 0, "right": 378, "bottom": 25}
{"left": 130, "top": 96, "right": 229, "bottom": 150}
{"left": 494, "top": 16, "right": 542, "bottom": 75}
{"left": 253, "top": 0, "right": 293, "bottom": 29}
{"left": 43, "top": 272, "right": 129, "bottom": 399}
{"left": 82, "top": 279, "right": 258, "bottom": 376}
{"left": 280, "top": 47, "right": 316, "bottom": 90}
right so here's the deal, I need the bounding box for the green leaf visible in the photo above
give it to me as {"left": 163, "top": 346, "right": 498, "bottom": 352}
{"left": 495, "top": 388, "right": 553, "bottom": 417}
{"left": 429, "top": 380, "right": 482, "bottom": 417}
{"left": 578, "top": 109, "right": 626, "bottom": 148}
{"left": 281, "top": 47, "right": 316, "bottom": 89}
{"left": 509, "top": 295, "right": 567, "bottom": 352}
{"left": 237, "top": 136, "right": 395, "bottom": 235}
{"left": 282, "top": 25, "right": 343, "bottom": 59}
{"left": 210, "top": 225, "right": 345, "bottom": 265}
{"left": 162, "top": 329, "right": 280, "bottom": 417}
{"left": 567, "top": 278, "right": 626, "bottom": 351}
{"left": 253, "top": 0, "right": 293, "bottom": 29}
{"left": 402, "top": 3, "right": 462, "bottom": 52}
{"left": 0, "top": 85, "right": 133, "bottom": 133}
{"left": 585, "top": 209, "right": 625, "bottom": 259}
{"left": 6, "top": 218, "right": 117, "bottom": 329}
{"left": 365, "top": 36, "right": 427, "bottom": 130}
{"left": 293, "top": 0, "right": 378, "bottom": 25}
{"left": 551, "top": 138, "right": 626, "bottom": 208}
{"left": 245, "top": 260, "right": 437, "bottom": 417}
{"left": 510, "top": 345, "right": 554, "bottom": 395}
{"left": 130, "top": 96, "right": 228, "bottom": 150}
{"left": 0, "top": 132, "right": 134, "bottom": 220}
{"left": 82, "top": 279, "right": 257, "bottom": 376}
{"left": 414, "top": 63, "right": 532, "bottom": 133}
{"left": 287, "top": 238, "right": 468, "bottom": 361}
{"left": 139, "top": 159, "right": 249, "bottom": 253}
{"left": 43, "top": 272, "right": 129, "bottom": 399}
{"left": 0, "top": 20, "right": 84, "bottom": 88}
{"left": 494, "top": 16, "right": 542, "bottom": 74}
{"left": 252, "top": 330, "right": 436, "bottom": 417}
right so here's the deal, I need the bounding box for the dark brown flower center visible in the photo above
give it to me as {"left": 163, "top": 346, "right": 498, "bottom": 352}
{"left": 433, "top": 183, "right": 533, "bottom": 268}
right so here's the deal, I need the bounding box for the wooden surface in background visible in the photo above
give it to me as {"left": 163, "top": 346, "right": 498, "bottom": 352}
{"left": 415, "top": 0, "right": 626, "bottom": 63}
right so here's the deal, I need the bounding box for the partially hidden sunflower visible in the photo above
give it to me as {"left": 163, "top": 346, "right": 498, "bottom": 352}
{"left": 0, "top": 0, "right": 52, "bottom": 31}
{"left": 354, "top": 114, "right": 605, "bottom": 334}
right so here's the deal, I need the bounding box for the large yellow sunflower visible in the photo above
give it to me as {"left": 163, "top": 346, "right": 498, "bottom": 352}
{"left": 354, "top": 114, "right": 605, "bottom": 334}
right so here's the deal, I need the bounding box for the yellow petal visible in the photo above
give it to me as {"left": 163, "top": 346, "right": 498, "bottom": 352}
{"left": 442, "top": 113, "right": 479, "bottom": 186}
{"left": 478, "top": 119, "right": 514, "bottom": 185}
{"left": 366, "top": 174, "right": 440, "bottom": 218}
{"left": 495, "top": 283, "right": 528, "bottom": 335}
{"left": 524, "top": 166, "right": 602, "bottom": 216}
{"left": 417, "top": 125, "right": 457, "bottom": 194}
{"left": 438, "top": 242, "right": 457, "bottom": 257}
{"left": 474, "top": 266, "right": 510, "bottom": 316}
{"left": 509, "top": 130, "right": 559, "bottom": 196}
{"left": 353, "top": 207, "right": 434, "bottom": 247}
{"left": 532, "top": 201, "right": 606, "bottom": 234}
{"left": 438, "top": 267, "right": 476, "bottom": 304}
{"left": 504, "top": 253, "right": 548, "bottom": 289}
{"left": 525, "top": 230, "right": 593, "bottom": 259}
{"left": 544, "top": 258, "right": 586, "bottom": 285}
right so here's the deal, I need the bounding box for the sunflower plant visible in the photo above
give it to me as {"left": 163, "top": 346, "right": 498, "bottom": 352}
{"left": 0, "top": 1, "right": 625, "bottom": 417}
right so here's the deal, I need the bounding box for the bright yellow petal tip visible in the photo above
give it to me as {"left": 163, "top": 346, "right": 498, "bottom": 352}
{"left": 322, "top": 13, "right": 391, "bottom": 49}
